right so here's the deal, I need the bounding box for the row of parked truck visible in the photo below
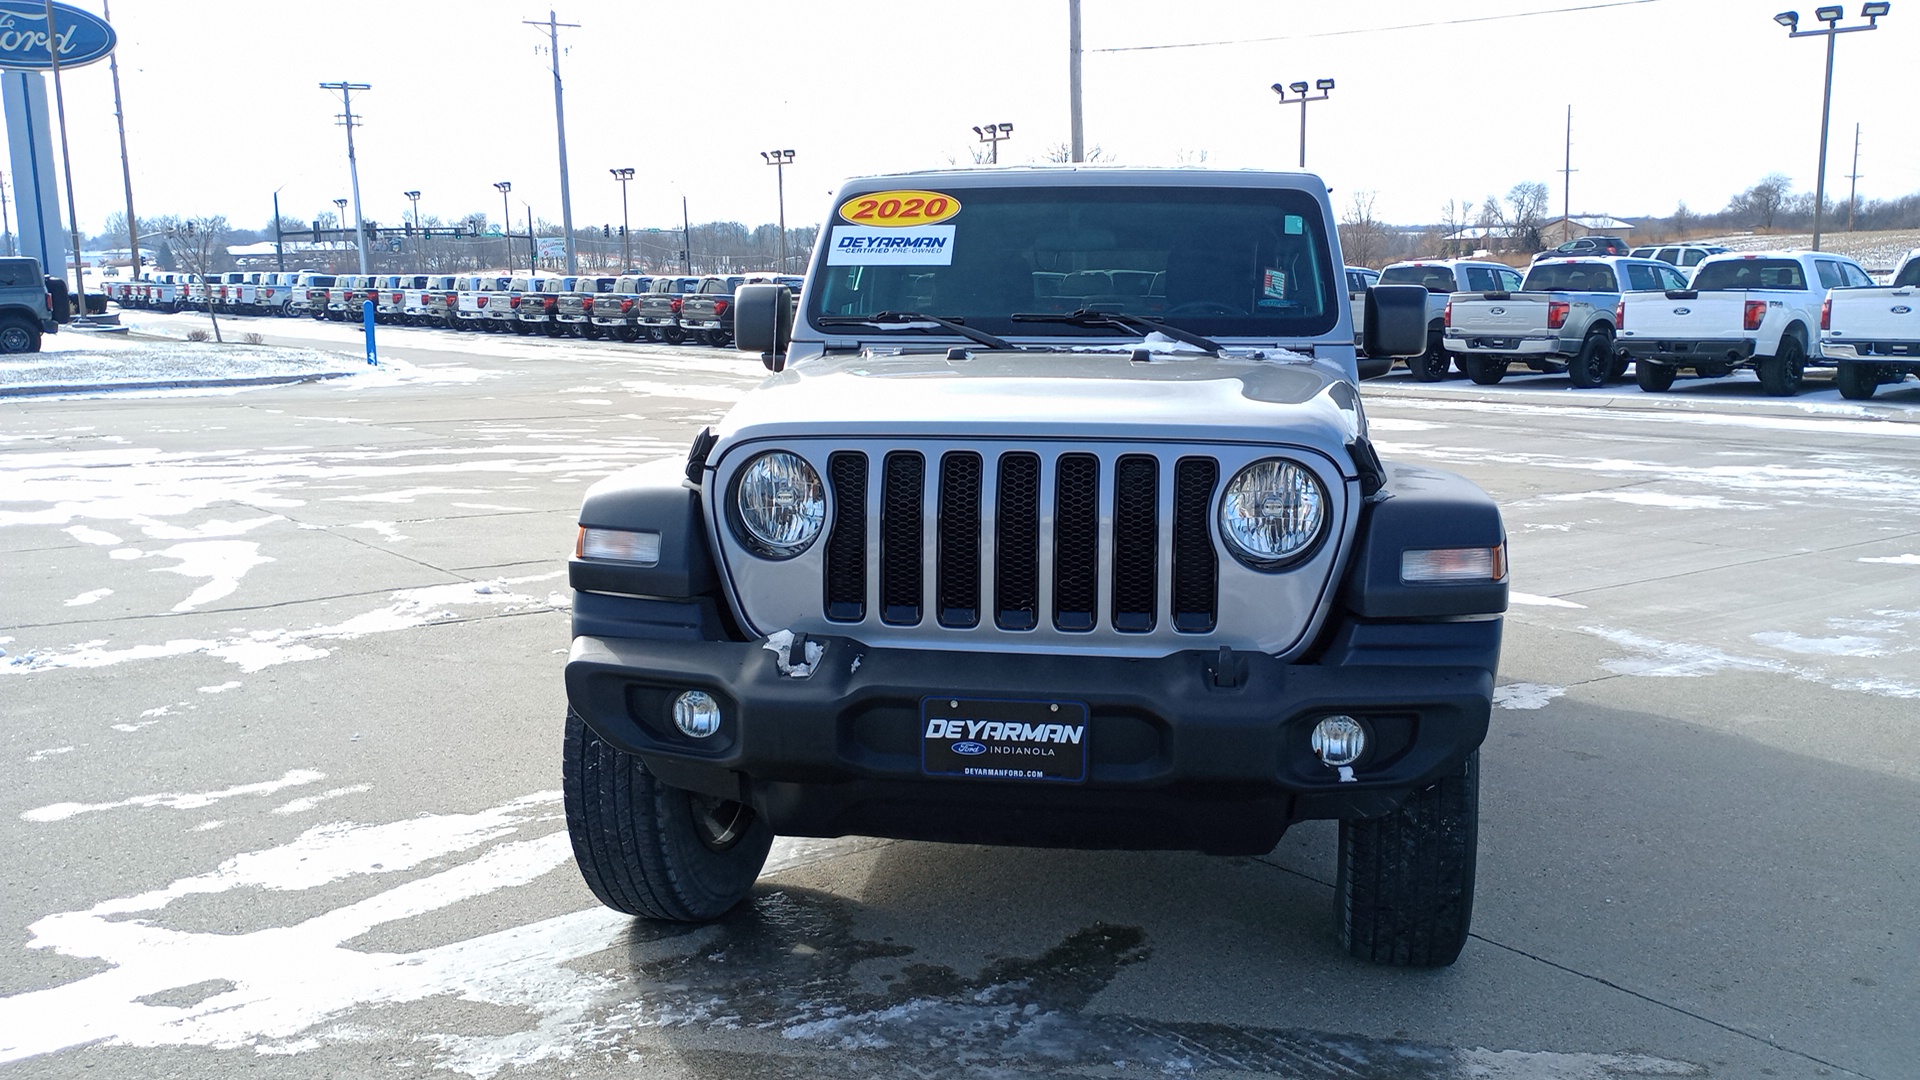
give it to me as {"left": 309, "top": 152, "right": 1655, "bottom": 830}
{"left": 105, "top": 270, "right": 803, "bottom": 346}
{"left": 1358, "top": 247, "right": 1920, "bottom": 400}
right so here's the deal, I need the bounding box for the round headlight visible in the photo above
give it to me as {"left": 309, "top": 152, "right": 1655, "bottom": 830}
{"left": 734, "top": 451, "right": 826, "bottom": 558}
{"left": 1218, "top": 459, "right": 1327, "bottom": 569}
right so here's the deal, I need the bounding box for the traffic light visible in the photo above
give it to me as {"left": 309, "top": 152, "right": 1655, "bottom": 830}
{"left": 405, "top": 221, "right": 415, "bottom": 237}
{"left": 602, "top": 224, "right": 610, "bottom": 238}
{"left": 618, "top": 225, "right": 626, "bottom": 237}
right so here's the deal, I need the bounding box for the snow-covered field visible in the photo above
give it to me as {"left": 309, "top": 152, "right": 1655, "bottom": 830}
{"left": 1696, "top": 228, "right": 1920, "bottom": 274}
{"left": 0, "top": 328, "right": 363, "bottom": 394}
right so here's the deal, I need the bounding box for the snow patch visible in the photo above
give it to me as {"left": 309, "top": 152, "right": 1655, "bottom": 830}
{"left": 1543, "top": 490, "right": 1767, "bottom": 511}
{"left": 198, "top": 682, "right": 241, "bottom": 694}
{"left": 1859, "top": 554, "right": 1920, "bottom": 566}
{"left": 28, "top": 746, "right": 74, "bottom": 762}
{"left": 150, "top": 540, "right": 273, "bottom": 612}
{"left": 1494, "top": 683, "right": 1567, "bottom": 710}
{"left": 1751, "top": 631, "right": 1889, "bottom": 657}
{"left": 63, "top": 588, "right": 113, "bottom": 607}
{"left": 1510, "top": 592, "right": 1587, "bottom": 609}
{"left": 764, "top": 629, "right": 824, "bottom": 678}
{"left": 272, "top": 785, "right": 373, "bottom": 815}
{"left": 22, "top": 769, "right": 326, "bottom": 823}
{"left": 64, "top": 525, "right": 121, "bottom": 545}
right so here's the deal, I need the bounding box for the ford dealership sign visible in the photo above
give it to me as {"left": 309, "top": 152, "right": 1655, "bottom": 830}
{"left": 0, "top": 2, "right": 116, "bottom": 71}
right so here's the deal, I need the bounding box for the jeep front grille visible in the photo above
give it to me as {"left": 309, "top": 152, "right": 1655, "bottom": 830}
{"left": 822, "top": 448, "right": 1219, "bottom": 636}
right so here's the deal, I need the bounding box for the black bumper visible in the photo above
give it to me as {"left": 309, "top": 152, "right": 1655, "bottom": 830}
{"left": 566, "top": 623, "right": 1497, "bottom": 855}
{"left": 1617, "top": 337, "right": 1755, "bottom": 365}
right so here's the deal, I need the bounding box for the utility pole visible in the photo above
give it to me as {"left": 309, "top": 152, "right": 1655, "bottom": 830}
{"left": 526, "top": 10, "right": 581, "bottom": 274}
{"left": 495, "top": 182, "right": 512, "bottom": 272}
{"left": 760, "top": 150, "right": 793, "bottom": 269}
{"left": 272, "top": 187, "right": 286, "bottom": 272}
{"left": 1067, "top": 0, "right": 1084, "bottom": 162}
{"left": 319, "top": 80, "right": 372, "bottom": 274}
{"left": 1558, "top": 105, "right": 1577, "bottom": 238}
{"left": 44, "top": 0, "right": 85, "bottom": 305}
{"left": 1, "top": 172, "right": 13, "bottom": 257}
{"left": 104, "top": 0, "right": 140, "bottom": 282}
{"left": 1845, "top": 123, "right": 1861, "bottom": 232}
{"left": 681, "top": 195, "right": 692, "bottom": 276}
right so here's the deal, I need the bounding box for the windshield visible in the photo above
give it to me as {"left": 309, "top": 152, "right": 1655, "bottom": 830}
{"left": 1380, "top": 265, "right": 1456, "bottom": 292}
{"left": 1522, "top": 263, "right": 1619, "bottom": 292}
{"left": 809, "top": 184, "right": 1338, "bottom": 338}
{"left": 1691, "top": 259, "right": 1806, "bottom": 291}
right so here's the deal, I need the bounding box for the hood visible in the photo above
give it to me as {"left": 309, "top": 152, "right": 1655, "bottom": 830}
{"left": 711, "top": 348, "right": 1365, "bottom": 458}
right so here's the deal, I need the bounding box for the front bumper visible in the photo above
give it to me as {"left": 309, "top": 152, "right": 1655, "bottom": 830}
{"left": 1617, "top": 336, "right": 1755, "bottom": 365}
{"left": 566, "top": 627, "right": 1497, "bottom": 854}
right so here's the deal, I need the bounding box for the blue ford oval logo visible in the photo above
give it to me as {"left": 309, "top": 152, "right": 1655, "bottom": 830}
{"left": 1673, "top": 307, "right": 1691, "bottom": 315}
{"left": 952, "top": 740, "right": 986, "bottom": 756}
{"left": 0, "top": 2, "right": 118, "bottom": 69}
{"left": 1894, "top": 306, "right": 1913, "bottom": 315}
{"left": 1490, "top": 307, "right": 1506, "bottom": 315}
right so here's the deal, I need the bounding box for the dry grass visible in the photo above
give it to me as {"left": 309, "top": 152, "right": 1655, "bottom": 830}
{"left": 242, "top": 332, "right": 264, "bottom": 345}
{"left": 185, "top": 329, "right": 210, "bottom": 342}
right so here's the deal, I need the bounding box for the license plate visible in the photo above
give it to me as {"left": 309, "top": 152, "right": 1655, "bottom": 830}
{"left": 922, "top": 696, "right": 1089, "bottom": 782}
{"left": 1482, "top": 338, "right": 1515, "bottom": 349}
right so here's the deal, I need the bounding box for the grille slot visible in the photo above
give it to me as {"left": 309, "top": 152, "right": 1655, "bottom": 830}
{"left": 995, "top": 452, "right": 1041, "bottom": 630}
{"left": 823, "top": 452, "right": 868, "bottom": 622}
{"left": 1053, "top": 454, "right": 1099, "bottom": 631}
{"left": 937, "top": 452, "right": 983, "bottom": 628}
{"left": 1111, "top": 455, "right": 1158, "bottom": 632}
{"left": 880, "top": 451, "right": 925, "bottom": 625}
{"left": 1171, "top": 457, "right": 1219, "bottom": 632}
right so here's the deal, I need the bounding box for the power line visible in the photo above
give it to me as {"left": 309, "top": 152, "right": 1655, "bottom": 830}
{"left": 1090, "top": 0, "right": 1664, "bottom": 54}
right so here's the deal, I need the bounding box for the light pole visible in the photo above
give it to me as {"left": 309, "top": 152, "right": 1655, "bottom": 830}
{"left": 494, "top": 182, "right": 513, "bottom": 272}
{"left": 404, "top": 190, "right": 422, "bottom": 232}
{"left": 971, "top": 123, "right": 1014, "bottom": 165}
{"left": 610, "top": 168, "right": 634, "bottom": 270}
{"left": 760, "top": 150, "right": 794, "bottom": 270}
{"left": 318, "top": 81, "right": 372, "bottom": 275}
{"left": 1774, "top": 5, "right": 1888, "bottom": 252}
{"left": 1271, "top": 78, "right": 1335, "bottom": 169}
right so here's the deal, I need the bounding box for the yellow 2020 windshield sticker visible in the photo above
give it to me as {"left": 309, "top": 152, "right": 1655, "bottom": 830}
{"left": 837, "top": 190, "right": 961, "bottom": 228}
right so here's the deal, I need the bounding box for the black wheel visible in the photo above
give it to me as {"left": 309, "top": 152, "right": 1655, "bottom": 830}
{"left": 1461, "top": 355, "right": 1506, "bottom": 385}
{"left": 1410, "top": 329, "right": 1451, "bottom": 382}
{"left": 617, "top": 325, "right": 640, "bottom": 342}
{"left": 1567, "top": 332, "right": 1613, "bottom": 389}
{"left": 0, "top": 317, "right": 41, "bottom": 353}
{"left": 1336, "top": 751, "right": 1478, "bottom": 968}
{"left": 1757, "top": 336, "right": 1806, "bottom": 396}
{"left": 544, "top": 321, "right": 566, "bottom": 337}
{"left": 582, "top": 323, "right": 604, "bottom": 340}
{"left": 704, "top": 328, "right": 732, "bottom": 347}
{"left": 562, "top": 708, "right": 772, "bottom": 921}
{"left": 1834, "top": 362, "right": 1878, "bottom": 401}
{"left": 1636, "top": 361, "right": 1675, "bottom": 392}
{"left": 1609, "top": 353, "right": 1629, "bottom": 379}
{"left": 635, "top": 326, "right": 656, "bottom": 343}
{"left": 664, "top": 326, "right": 687, "bottom": 346}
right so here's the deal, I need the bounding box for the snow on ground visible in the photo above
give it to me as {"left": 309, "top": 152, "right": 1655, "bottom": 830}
{"left": 1695, "top": 229, "right": 1920, "bottom": 275}
{"left": 0, "top": 331, "right": 363, "bottom": 392}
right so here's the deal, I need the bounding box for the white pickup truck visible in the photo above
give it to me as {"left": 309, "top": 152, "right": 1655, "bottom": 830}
{"left": 1376, "top": 259, "right": 1522, "bottom": 380}
{"left": 1617, "top": 250, "right": 1872, "bottom": 395}
{"left": 1821, "top": 247, "right": 1920, "bottom": 400}
{"left": 1445, "top": 257, "right": 1688, "bottom": 387}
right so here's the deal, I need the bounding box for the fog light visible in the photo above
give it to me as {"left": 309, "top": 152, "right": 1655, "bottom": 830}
{"left": 1311, "top": 715, "right": 1367, "bottom": 767}
{"left": 672, "top": 691, "right": 722, "bottom": 739}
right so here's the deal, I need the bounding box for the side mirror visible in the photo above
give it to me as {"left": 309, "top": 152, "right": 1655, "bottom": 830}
{"left": 733, "top": 283, "right": 793, "bottom": 371}
{"left": 1362, "top": 284, "right": 1428, "bottom": 358}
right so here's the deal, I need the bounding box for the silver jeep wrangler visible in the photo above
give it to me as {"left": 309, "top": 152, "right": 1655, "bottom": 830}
{"left": 564, "top": 168, "right": 1506, "bottom": 967}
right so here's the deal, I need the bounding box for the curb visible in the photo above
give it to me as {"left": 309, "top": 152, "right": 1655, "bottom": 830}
{"left": 1360, "top": 378, "right": 1920, "bottom": 425}
{"left": 0, "top": 371, "right": 357, "bottom": 399}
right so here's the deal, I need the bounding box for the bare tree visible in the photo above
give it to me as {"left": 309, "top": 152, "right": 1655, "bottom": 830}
{"left": 1338, "top": 190, "right": 1388, "bottom": 268}
{"left": 1041, "top": 143, "right": 1116, "bottom": 163}
{"left": 164, "top": 215, "right": 231, "bottom": 343}
{"left": 1439, "top": 198, "right": 1476, "bottom": 257}
{"left": 1173, "top": 148, "right": 1210, "bottom": 166}
{"left": 1728, "top": 174, "right": 1791, "bottom": 230}
{"left": 1504, "top": 182, "right": 1551, "bottom": 252}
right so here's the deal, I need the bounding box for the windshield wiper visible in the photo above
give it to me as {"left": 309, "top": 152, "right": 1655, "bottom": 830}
{"left": 1009, "top": 308, "right": 1224, "bottom": 356}
{"left": 817, "top": 311, "right": 1016, "bottom": 351}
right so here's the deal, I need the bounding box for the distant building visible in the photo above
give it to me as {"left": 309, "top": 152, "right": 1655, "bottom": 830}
{"left": 1539, "top": 215, "right": 1636, "bottom": 247}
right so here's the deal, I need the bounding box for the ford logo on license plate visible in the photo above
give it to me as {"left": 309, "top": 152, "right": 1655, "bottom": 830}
{"left": 952, "top": 741, "right": 987, "bottom": 756}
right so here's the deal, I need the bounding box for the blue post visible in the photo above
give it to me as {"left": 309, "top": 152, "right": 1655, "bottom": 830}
{"left": 362, "top": 299, "right": 377, "bottom": 365}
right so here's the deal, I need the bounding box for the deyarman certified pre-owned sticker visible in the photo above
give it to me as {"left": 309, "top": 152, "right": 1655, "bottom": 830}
{"left": 826, "top": 225, "right": 957, "bottom": 266}
{"left": 837, "top": 190, "right": 961, "bottom": 227}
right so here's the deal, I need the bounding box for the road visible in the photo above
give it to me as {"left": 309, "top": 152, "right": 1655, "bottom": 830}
{"left": 3, "top": 319, "right": 1917, "bottom": 1079}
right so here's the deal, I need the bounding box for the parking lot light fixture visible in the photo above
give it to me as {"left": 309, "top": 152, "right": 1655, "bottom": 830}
{"left": 403, "top": 190, "right": 421, "bottom": 234}
{"left": 1272, "top": 78, "right": 1334, "bottom": 170}
{"left": 494, "top": 182, "right": 513, "bottom": 272}
{"left": 610, "top": 168, "right": 634, "bottom": 271}
{"left": 1777, "top": 5, "right": 1888, "bottom": 251}
{"left": 972, "top": 122, "right": 1014, "bottom": 165}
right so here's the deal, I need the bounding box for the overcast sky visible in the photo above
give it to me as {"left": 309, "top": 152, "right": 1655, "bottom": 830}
{"left": 32, "top": 0, "right": 1920, "bottom": 238}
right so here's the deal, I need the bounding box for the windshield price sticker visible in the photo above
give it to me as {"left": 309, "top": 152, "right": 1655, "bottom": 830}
{"left": 922, "top": 697, "right": 1089, "bottom": 783}
{"left": 826, "top": 225, "right": 956, "bottom": 266}
{"left": 837, "top": 190, "right": 962, "bottom": 228}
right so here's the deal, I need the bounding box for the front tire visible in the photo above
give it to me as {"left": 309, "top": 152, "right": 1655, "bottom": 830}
{"left": 1834, "top": 362, "right": 1879, "bottom": 401}
{"left": 1336, "top": 751, "right": 1478, "bottom": 968}
{"left": 1566, "top": 332, "right": 1613, "bottom": 389}
{"left": 563, "top": 708, "right": 773, "bottom": 922}
{"left": 1411, "top": 329, "right": 1451, "bottom": 381}
{"left": 1757, "top": 336, "right": 1806, "bottom": 396}
{"left": 0, "top": 316, "right": 41, "bottom": 353}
